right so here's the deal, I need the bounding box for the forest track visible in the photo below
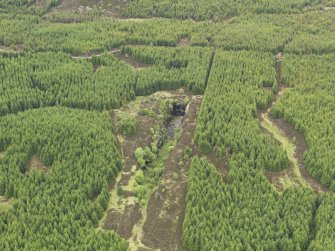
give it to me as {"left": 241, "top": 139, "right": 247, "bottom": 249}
{"left": 261, "top": 53, "right": 327, "bottom": 193}
{"left": 140, "top": 95, "right": 202, "bottom": 251}
{"left": 71, "top": 49, "right": 151, "bottom": 69}
{"left": 204, "top": 49, "right": 216, "bottom": 87}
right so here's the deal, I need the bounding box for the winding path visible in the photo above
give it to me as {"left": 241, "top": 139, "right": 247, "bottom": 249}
{"left": 261, "top": 53, "right": 327, "bottom": 193}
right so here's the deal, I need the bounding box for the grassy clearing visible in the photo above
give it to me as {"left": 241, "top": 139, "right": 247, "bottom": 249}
{"left": 278, "top": 173, "right": 299, "bottom": 190}
{"left": 0, "top": 197, "right": 12, "bottom": 213}
{"left": 114, "top": 96, "right": 144, "bottom": 118}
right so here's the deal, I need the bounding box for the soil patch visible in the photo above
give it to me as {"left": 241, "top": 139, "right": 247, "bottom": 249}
{"left": 176, "top": 37, "right": 190, "bottom": 47}
{"left": 200, "top": 152, "right": 229, "bottom": 182}
{"left": 101, "top": 204, "right": 142, "bottom": 239}
{"left": 47, "top": 0, "right": 97, "bottom": 14}
{"left": 71, "top": 50, "right": 151, "bottom": 69}
{"left": 32, "top": 0, "right": 48, "bottom": 8}
{"left": 112, "top": 51, "right": 151, "bottom": 69}
{"left": 118, "top": 173, "right": 132, "bottom": 186}
{"left": 0, "top": 196, "right": 12, "bottom": 213}
{"left": 26, "top": 155, "right": 50, "bottom": 173}
{"left": 167, "top": 116, "right": 183, "bottom": 139}
{"left": 0, "top": 45, "right": 23, "bottom": 54}
{"left": 266, "top": 163, "right": 300, "bottom": 191}
{"left": 141, "top": 95, "right": 202, "bottom": 251}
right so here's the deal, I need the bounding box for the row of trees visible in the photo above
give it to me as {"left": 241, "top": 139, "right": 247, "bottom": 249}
{"left": 0, "top": 107, "right": 127, "bottom": 250}
{"left": 309, "top": 193, "right": 335, "bottom": 250}
{"left": 21, "top": 19, "right": 191, "bottom": 55}
{"left": 124, "top": 0, "right": 316, "bottom": 21}
{"left": 0, "top": 14, "right": 39, "bottom": 47}
{"left": 123, "top": 45, "right": 213, "bottom": 94}
{"left": 2, "top": 11, "right": 335, "bottom": 56}
{"left": 285, "top": 11, "right": 335, "bottom": 55}
{"left": 286, "top": 32, "right": 335, "bottom": 55}
{"left": 0, "top": 52, "right": 137, "bottom": 115}
{"left": 0, "top": 45, "right": 213, "bottom": 116}
{"left": 210, "top": 14, "right": 296, "bottom": 53}
{"left": 281, "top": 53, "right": 335, "bottom": 86}
{"left": 0, "top": 0, "right": 60, "bottom": 15}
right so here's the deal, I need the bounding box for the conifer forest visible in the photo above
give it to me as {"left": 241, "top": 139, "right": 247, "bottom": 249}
{"left": 0, "top": 0, "right": 335, "bottom": 250}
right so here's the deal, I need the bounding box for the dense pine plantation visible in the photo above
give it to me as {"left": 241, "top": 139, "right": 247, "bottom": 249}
{"left": 273, "top": 54, "right": 335, "bottom": 190}
{"left": 124, "top": 0, "right": 324, "bottom": 20}
{"left": 0, "top": 52, "right": 136, "bottom": 114}
{"left": 122, "top": 45, "right": 213, "bottom": 94}
{"left": 183, "top": 157, "right": 316, "bottom": 250}
{"left": 194, "top": 50, "right": 288, "bottom": 170}
{"left": 0, "top": 47, "right": 211, "bottom": 115}
{"left": 1, "top": 0, "right": 335, "bottom": 250}
{"left": 0, "top": 108, "right": 127, "bottom": 249}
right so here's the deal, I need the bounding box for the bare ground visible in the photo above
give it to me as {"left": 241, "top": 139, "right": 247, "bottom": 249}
{"left": 266, "top": 163, "right": 300, "bottom": 191}
{"left": 113, "top": 98, "right": 158, "bottom": 173}
{"left": 101, "top": 204, "right": 142, "bottom": 239}
{"left": 199, "top": 152, "right": 229, "bottom": 183}
{"left": 113, "top": 51, "right": 151, "bottom": 69}
{"left": 26, "top": 155, "right": 50, "bottom": 173}
{"left": 0, "top": 196, "right": 12, "bottom": 213}
{"left": 0, "top": 45, "right": 23, "bottom": 54}
{"left": 141, "top": 95, "right": 202, "bottom": 251}
{"left": 176, "top": 37, "right": 190, "bottom": 47}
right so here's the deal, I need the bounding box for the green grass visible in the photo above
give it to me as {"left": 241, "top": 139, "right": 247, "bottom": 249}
{"left": 0, "top": 197, "right": 12, "bottom": 213}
